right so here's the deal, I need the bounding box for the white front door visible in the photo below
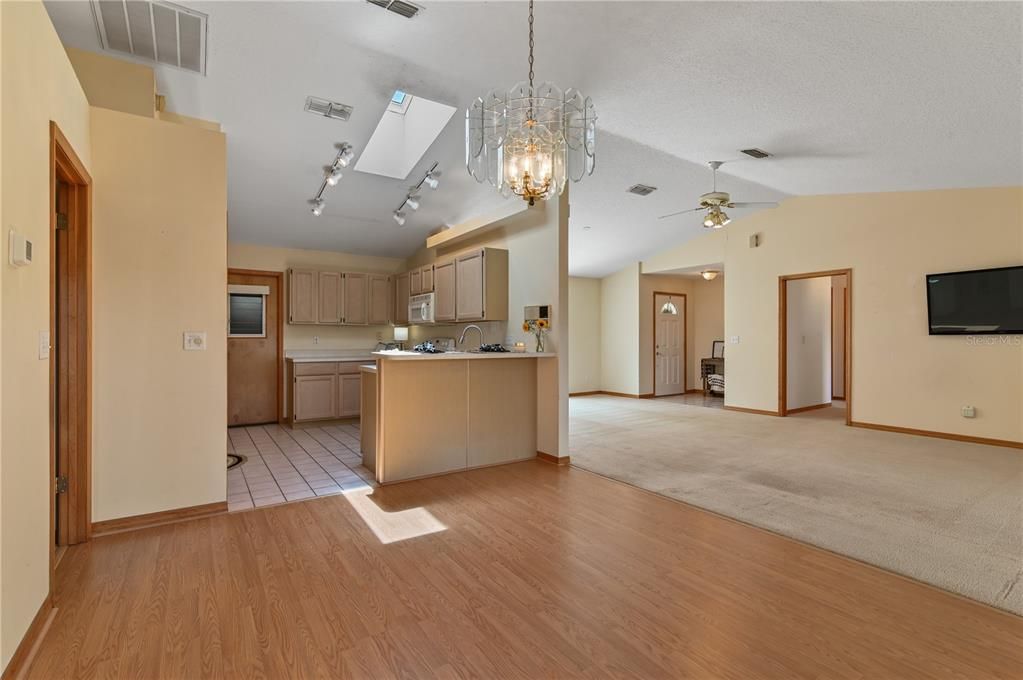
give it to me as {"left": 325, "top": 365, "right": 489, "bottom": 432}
{"left": 655, "top": 293, "right": 684, "bottom": 396}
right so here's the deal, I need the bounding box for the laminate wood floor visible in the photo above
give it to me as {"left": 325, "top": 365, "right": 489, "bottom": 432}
{"left": 29, "top": 461, "right": 1022, "bottom": 679}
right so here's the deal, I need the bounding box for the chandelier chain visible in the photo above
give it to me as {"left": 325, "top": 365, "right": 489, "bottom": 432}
{"left": 527, "top": 0, "right": 534, "bottom": 92}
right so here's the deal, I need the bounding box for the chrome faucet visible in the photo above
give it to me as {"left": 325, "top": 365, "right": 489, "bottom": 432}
{"left": 458, "top": 324, "right": 484, "bottom": 350}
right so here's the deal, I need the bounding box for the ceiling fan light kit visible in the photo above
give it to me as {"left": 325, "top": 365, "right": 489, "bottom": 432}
{"left": 466, "top": 0, "right": 596, "bottom": 205}
{"left": 659, "top": 160, "right": 779, "bottom": 226}
{"left": 309, "top": 142, "right": 355, "bottom": 216}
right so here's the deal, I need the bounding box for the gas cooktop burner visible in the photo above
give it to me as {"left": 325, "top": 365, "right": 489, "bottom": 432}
{"left": 477, "top": 344, "right": 510, "bottom": 353}
{"left": 412, "top": 342, "right": 445, "bottom": 354}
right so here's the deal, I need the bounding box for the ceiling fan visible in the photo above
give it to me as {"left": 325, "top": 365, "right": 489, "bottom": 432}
{"left": 659, "top": 161, "right": 778, "bottom": 228}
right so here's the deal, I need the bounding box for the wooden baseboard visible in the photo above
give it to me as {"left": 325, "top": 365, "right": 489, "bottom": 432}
{"left": 685, "top": 389, "right": 703, "bottom": 394}
{"left": 850, "top": 421, "right": 1023, "bottom": 450}
{"left": 787, "top": 402, "right": 832, "bottom": 415}
{"left": 91, "top": 501, "right": 228, "bottom": 537}
{"left": 569, "top": 390, "right": 600, "bottom": 397}
{"left": 723, "top": 405, "right": 781, "bottom": 417}
{"left": 537, "top": 451, "right": 571, "bottom": 466}
{"left": 592, "top": 391, "right": 655, "bottom": 399}
{"left": 1, "top": 595, "right": 54, "bottom": 680}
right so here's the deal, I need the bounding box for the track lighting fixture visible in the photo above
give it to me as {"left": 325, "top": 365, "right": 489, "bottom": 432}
{"left": 392, "top": 161, "right": 440, "bottom": 225}
{"left": 308, "top": 142, "right": 355, "bottom": 216}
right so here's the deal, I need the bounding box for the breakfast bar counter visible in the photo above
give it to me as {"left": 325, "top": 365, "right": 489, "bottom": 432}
{"left": 371, "top": 351, "right": 555, "bottom": 484}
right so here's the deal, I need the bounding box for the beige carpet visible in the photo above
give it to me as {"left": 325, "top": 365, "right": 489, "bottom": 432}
{"left": 570, "top": 395, "right": 1023, "bottom": 614}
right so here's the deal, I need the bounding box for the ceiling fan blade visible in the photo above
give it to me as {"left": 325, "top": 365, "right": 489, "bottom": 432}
{"left": 658, "top": 207, "right": 703, "bottom": 220}
{"left": 728, "top": 201, "right": 779, "bottom": 208}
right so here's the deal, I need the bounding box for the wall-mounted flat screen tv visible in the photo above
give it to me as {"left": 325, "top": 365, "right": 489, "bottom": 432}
{"left": 925, "top": 265, "right": 1023, "bottom": 335}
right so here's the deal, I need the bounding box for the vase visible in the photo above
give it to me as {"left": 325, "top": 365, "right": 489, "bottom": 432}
{"left": 535, "top": 334, "right": 544, "bottom": 353}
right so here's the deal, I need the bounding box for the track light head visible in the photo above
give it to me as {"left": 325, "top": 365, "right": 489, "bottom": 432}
{"left": 311, "top": 199, "right": 325, "bottom": 216}
{"left": 393, "top": 211, "right": 406, "bottom": 226}
{"left": 406, "top": 196, "right": 420, "bottom": 211}
{"left": 424, "top": 175, "right": 440, "bottom": 190}
{"left": 338, "top": 144, "right": 355, "bottom": 167}
{"left": 326, "top": 167, "right": 343, "bottom": 186}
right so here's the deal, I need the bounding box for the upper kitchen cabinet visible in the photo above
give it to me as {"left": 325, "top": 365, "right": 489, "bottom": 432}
{"left": 343, "top": 272, "right": 369, "bottom": 325}
{"left": 318, "top": 271, "right": 343, "bottom": 324}
{"left": 394, "top": 272, "right": 410, "bottom": 325}
{"left": 409, "top": 268, "right": 422, "bottom": 296}
{"left": 434, "top": 259, "right": 456, "bottom": 322}
{"left": 289, "top": 268, "right": 318, "bottom": 324}
{"left": 420, "top": 265, "right": 435, "bottom": 293}
{"left": 368, "top": 274, "right": 392, "bottom": 326}
{"left": 455, "top": 248, "right": 508, "bottom": 322}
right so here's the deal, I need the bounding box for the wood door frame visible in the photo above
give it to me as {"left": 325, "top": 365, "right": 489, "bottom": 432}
{"left": 652, "top": 291, "right": 687, "bottom": 397}
{"left": 49, "top": 122, "right": 92, "bottom": 595}
{"left": 228, "top": 268, "right": 285, "bottom": 424}
{"left": 778, "top": 269, "right": 852, "bottom": 423}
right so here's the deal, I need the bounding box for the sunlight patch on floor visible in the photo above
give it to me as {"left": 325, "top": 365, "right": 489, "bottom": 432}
{"left": 342, "top": 487, "right": 446, "bottom": 544}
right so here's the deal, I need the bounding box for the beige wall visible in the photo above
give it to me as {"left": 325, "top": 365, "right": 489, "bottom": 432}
{"left": 785, "top": 277, "right": 832, "bottom": 410}
{"left": 65, "top": 47, "right": 155, "bottom": 118}
{"left": 0, "top": 1, "right": 92, "bottom": 669}
{"left": 227, "top": 242, "right": 404, "bottom": 351}
{"left": 692, "top": 275, "right": 724, "bottom": 388}
{"left": 599, "top": 263, "right": 641, "bottom": 394}
{"left": 568, "top": 277, "right": 601, "bottom": 393}
{"left": 645, "top": 187, "right": 1023, "bottom": 442}
{"left": 91, "top": 107, "right": 227, "bottom": 522}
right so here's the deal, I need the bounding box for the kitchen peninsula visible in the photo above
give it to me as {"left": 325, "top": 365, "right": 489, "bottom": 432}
{"left": 371, "top": 350, "right": 555, "bottom": 484}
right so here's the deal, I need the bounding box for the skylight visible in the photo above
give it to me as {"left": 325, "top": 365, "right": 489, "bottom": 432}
{"left": 355, "top": 92, "right": 456, "bottom": 180}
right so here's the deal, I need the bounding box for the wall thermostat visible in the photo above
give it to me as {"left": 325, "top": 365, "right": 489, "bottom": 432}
{"left": 9, "top": 230, "right": 32, "bottom": 266}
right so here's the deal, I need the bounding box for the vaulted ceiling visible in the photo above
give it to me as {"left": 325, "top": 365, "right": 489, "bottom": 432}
{"left": 45, "top": 1, "right": 1022, "bottom": 277}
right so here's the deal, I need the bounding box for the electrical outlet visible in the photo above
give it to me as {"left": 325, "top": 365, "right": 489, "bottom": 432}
{"left": 313, "top": 336, "right": 319, "bottom": 344}
{"left": 961, "top": 405, "right": 976, "bottom": 418}
{"left": 183, "top": 331, "right": 207, "bottom": 351}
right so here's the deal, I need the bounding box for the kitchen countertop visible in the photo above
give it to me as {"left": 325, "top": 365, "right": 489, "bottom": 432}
{"left": 373, "top": 350, "right": 555, "bottom": 361}
{"left": 285, "top": 350, "right": 376, "bottom": 363}
{"left": 360, "top": 365, "right": 377, "bottom": 373}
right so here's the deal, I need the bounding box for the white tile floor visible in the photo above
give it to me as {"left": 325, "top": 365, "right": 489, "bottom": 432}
{"left": 227, "top": 423, "right": 376, "bottom": 512}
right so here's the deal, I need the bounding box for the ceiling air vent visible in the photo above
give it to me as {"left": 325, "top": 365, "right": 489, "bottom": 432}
{"left": 627, "top": 184, "right": 658, "bottom": 196}
{"left": 91, "top": 0, "right": 207, "bottom": 75}
{"left": 740, "top": 148, "right": 771, "bottom": 159}
{"left": 367, "top": 0, "right": 424, "bottom": 19}
{"left": 305, "top": 96, "right": 354, "bottom": 122}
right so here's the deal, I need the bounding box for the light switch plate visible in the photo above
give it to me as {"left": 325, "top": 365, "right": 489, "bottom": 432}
{"left": 729, "top": 335, "right": 741, "bottom": 344}
{"left": 183, "top": 331, "right": 207, "bottom": 351}
{"left": 38, "top": 331, "right": 50, "bottom": 359}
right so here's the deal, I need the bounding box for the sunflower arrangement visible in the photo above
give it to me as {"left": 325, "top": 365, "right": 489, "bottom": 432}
{"left": 522, "top": 318, "right": 550, "bottom": 353}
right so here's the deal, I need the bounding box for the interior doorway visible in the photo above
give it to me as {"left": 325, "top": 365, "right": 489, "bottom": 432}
{"left": 778, "top": 269, "right": 852, "bottom": 424}
{"left": 50, "top": 122, "right": 92, "bottom": 576}
{"left": 653, "top": 292, "right": 686, "bottom": 396}
{"left": 227, "top": 269, "right": 283, "bottom": 426}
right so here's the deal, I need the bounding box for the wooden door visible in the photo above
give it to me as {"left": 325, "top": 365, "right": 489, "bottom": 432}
{"left": 394, "top": 272, "right": 410, "bottom": 325}
{"left": 654, "top": 293, "right": 685, "bottom": 396}
{"left": 410, "top": 268, "right": 422, "bottom": 295}
{"left": 294, "top": 375, "right": 337, "bottom": 421}
{"left": 368, "top": 274, "right": 392, "bottom": 325}
{"left": 228, "top": 270, "right": 282, "bottom": 425}
{"left": 421, "top": 265, "right": 434, "bottom": 292}
{"left": 343, "top": 273, "right": 369, "bottom": 324}
{"left": 456, "top": 250, "right": 485, "bottom": 321}
{"left": 434, "top": 259, "right": 457, "bottom": 322}
{"left": 339, "top": 374, "right": 362, "bottom": 417}
{"left": 289, "top": 268, "right": 318, "bottom": 324}
{"left": 318, "top": 271, "right": 342, "bottom": 324}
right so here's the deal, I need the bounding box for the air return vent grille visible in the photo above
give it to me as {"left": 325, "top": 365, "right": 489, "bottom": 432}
{"left": 91, "top": 0, "right": 207, "bottom": 74}
{"left": 627, "top": 184, "right": 658, "bottom": 196}
{"left": 740, "top": 148, "right": 771, "bottom": 159}
{"left": 367, "top": 0, "right": 424, "bottom": 19}
{"left": 305, "top": 96, "right": 354, "bottom": 121}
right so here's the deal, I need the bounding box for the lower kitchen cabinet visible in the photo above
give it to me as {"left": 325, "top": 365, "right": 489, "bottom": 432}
{"left": 288, "top": 360, "right": 365, "bottom": 423}
{"left": 294, "top": 375, "right": 337, "bottom": 421}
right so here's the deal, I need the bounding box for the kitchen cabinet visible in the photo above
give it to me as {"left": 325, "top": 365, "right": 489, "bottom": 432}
{"left": 318, "top": 271, "right": 342, "bottom": 324}
{"left": 294, "top": 375, "right": 337, "bottom": 421}
{"left": 433, "top": 259, "right": 456, "bottom": 322}
{"left": 342, "top": 273, "right": 368, "bottom": 325}
{"left": 410, "top": 268, "right": 422, "bottom": 296}
{"left": 339, "top": 374, "right": 362, "bottom": 417}
{"left": 368, "top": 274, "right": 392, "bottom": 325}
{"left": 288, "top": 268, "right": 318, "bottom": 324}
{"left": 420, "top": 265, "right": 434, "bottom": 292}
{"left": 455, "top": 248, "right": 508, "bottom": 322}
{"left": 394, "top": 272, "right": 410, "bottom": 325}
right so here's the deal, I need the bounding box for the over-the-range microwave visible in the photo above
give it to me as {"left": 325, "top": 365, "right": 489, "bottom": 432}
{"left": 409, "top": 293, "right": 435, "bottom": 324}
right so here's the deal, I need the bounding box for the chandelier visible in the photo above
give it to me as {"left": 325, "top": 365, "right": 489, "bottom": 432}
{"left": 466, "top": 0, "right": 596, "bottom": 205}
